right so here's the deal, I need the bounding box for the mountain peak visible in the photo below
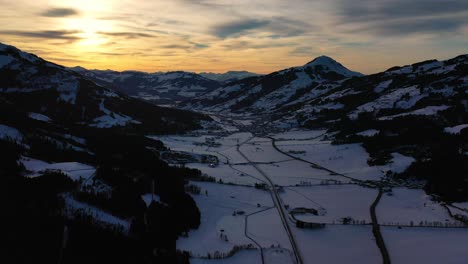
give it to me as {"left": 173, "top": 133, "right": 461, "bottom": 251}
{"left": 303, "top": 55, "right": 363, "bottom": 77}
{"left": 304, "top": 55, "right": 338, "bottom": 67}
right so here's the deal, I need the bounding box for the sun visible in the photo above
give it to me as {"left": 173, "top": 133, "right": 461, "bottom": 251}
{"left": 63, "top": 17, "right": 114, "bottom": 47}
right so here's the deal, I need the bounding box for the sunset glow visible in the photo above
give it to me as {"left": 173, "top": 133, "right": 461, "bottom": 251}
{"left": 1, "top": 0, "right": 467, "bottom": 73}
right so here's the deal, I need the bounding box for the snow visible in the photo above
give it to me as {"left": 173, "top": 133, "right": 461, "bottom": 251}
{"left": 91, "top": 114, "right": 134, "bottom": 128}
{"left": 349, "top": 86, "right": 427, "bottom": 119}
{"left": 141, "top": 193, "right": 164, "bottom": 206}
{"left": 246, "top": 208, "right": 293, "bottom": 250}
{"left": 303, "top": 56, "right": 363, "bottom": 77}
{"left": 239, "top": 140, "right": 290, "bottom": 163}
{"left": 56, "top": 80, "right": 79, "bottom": 104}
{"left": 377, "top": 188, "right": 451, "bottom": 226}
{"left": 272, "top": 130, "right": 327, "bottom": 140}
{"left": 444, "top": 124, "right": 468, "bottom": 135}
{"left": 381, "top": 153, "right": 415, "bottom": 174}
{"left": 191, "top": 249, "right": 261, "bottom": 264}
{"left": 21, "top": 157, "right": 95, "bottom": 180}
{"left": 281, "top": 185, "right": 377, "bottom": 224}
{"left": 257, "top": 160, "right": 349, "bottom": 186}
{"left": 177, "top": 182, "right": 274, "bottom": 257}
{"left": 28, "top": 112, "right": 51, "bottom": 122}
{"left": 90, "top": 101, "right": 140, "bottom": 128}
{"left": 276, "top": 141, "right": 384, "bottom": 181}
{"left": 378, "top": 105, "right": 450, "bottom": 120}
{"left": 0, "top": 55, "right": 14, "bottom": 68}
{"left": 0, "top": 124, "right": 23, "bottom": 142}
{"left": 453, "top": 202, "right": 468, "bottom": 210}
{"left": 356, "top": 129, "right": 380, "bottom": 137}
{"left": 63, "top": 194, "right": 130, "bottom": 232}
{"left": 374, "top": 79, "right": 393, "bottom": 93}
{"left": 293, "top": 225, "right": 380, "bottom": 264}
{"left": 186, "top": 163, "right": 263, "bottom": 186}
{"left": 382, "top": 226, "right": 468, "bottom": 264}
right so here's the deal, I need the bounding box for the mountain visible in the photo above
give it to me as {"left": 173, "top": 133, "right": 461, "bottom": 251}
{"left": 278, "top": 55, "right": 468, "bottom": 129}
{"left": 182, "top": 55, "right": 363, "bottom": 114}
{"left": 0, "top": 43, "right": 208, "bottom": 133}
{"left": 199, "top": 70, "right": 261, "bottom": 83}
{"left": 70, "top": 67, "right": 221, "bottom": 105}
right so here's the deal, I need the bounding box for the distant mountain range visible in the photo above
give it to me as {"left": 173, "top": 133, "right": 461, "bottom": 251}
{"left": 69, "top": 67, "right": 260, "bottom": 105}
{"left": 199, "top": 71, "right": 261, "bottom": 83}
{"left": 0, "top": 42, "right": 208, "bottom": 133}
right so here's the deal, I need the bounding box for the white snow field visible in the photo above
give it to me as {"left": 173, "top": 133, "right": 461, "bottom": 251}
{"left": 0, "top": 124, "right": 23, "bottom": 142}
{"left": 275, "top": 141, "right": 414, "bottom": 181}
{"left": 169, "top": 128, "right": 468, "bottom": 264}
{"left": 186, "top": 163, "right": 264, "bottom": 186}
{"left": 382, "top": 227, "right": 468, "bottom": 264}
{"left": 191, "top": 249, "right": 261, "bottom": 264}
{"left": 272, "top": 129, "right": 327, "bottom": 140}
{"left": 177, "top": 182, "right": 274, "bottom": 257}
{"left": 281, "top": 185, "right": 377, "bottom": 224}
{"left": 21, "top": 157, "right": 96, "bottom": 180}
{"left": 28, "top": 112, "right": 52, "bottom": 122}
{"left": 293, "top": 225, "right": 381, "bottom": 264}
{"left": 246, "top": 208, "right": 293, "bottom": 250}
{"left": 257, "top": 160, "right": 350, "bottom": 186}
{"left": 63, "top": 194, "right": 130, "bottom": 232}
{"left": 239, "top": 140, "right": 291, "bottom": 163}
{"left": 377, "top": 188, "right": 453, "bottom": 226}
{"left": 444, "top": 124, "right": 468, "bottom": 135}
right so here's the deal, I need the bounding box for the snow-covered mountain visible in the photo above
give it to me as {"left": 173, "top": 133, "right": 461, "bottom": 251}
{"left": 199, "top": 71, "right": 261, "bottom": 83}
{"left": 0, "top": 43, "right": 208, "bottom": 132}
{"left": 182, "top": 56, "right": 363, "bottom": 113}
{"left": 277, "top": 55, "right": 468, "bottom": 129}
{"left": 70, "top": 67, "right": 221, "bottom": 105}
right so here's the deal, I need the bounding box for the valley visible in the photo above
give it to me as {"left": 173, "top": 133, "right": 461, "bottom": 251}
{"left": 156, "top": 115, "right": 468, "bottom": 264}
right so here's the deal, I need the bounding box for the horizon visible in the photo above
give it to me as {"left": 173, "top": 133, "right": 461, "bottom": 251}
{"left": 1, "top": 0, "right": 467, "bottom": 74}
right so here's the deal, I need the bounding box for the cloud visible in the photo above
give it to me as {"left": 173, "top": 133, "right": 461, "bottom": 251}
{"left": 335, "top": 0, "right": 468, "bottom": 35}
{"left": 160, "top": 44, "right": 192, "bottom": 49}
{"left": 0, "top": 30, "right": 82, "bottom": 41}
{"left": 190, "top": 42, "right": 210, "bottom": 49}
{"left": 97, "top": 31, "right": 156, "bottom": 39}
{"left": 211, "top": 19, "right": 269, "bottom": 38}
{"left": 210, "top": 17, "right": 314, "bottom": 39}
{"left": 40, "top": 7, "right": 79, "bottom": 17}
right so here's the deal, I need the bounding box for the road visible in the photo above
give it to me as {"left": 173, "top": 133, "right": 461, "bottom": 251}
{"left": 237, "top": 139, "right": 304, "bottom": 264}
{"left": 268, "top": 135, "right": 391, "bottom": 264}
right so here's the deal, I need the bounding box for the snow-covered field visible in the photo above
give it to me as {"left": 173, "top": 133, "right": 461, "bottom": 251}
{"left": 63, "top": 194, "right": 130, "bottom": 232}
{"left": 382, "top": 227, "right": 468, "bottom": 264}
{"left": 186, "top": 163, "right": 263, "bottom": 186}
{"left": 246, "top": 208, "right": 292, "bottom": 250}
{"left": 272, "top": 129, "right": 327, "bottom": 140}
{"left": 169, "top": 128, "right": 468, "bottom": 264}
{"left": 257, "top": 160, "right": 350, "bottom": 186}
{"left": 191, "top": 250, "right": 261, "bottom": 264}
{"left": 293, "top": 225, "right": 381, "bottom": 264}
{"left": 177, "top": 182, "right": 274, "bottom": 257}
{"left": 377, "top": 188, "right": 452, "bottom": 226}
{"left": 275, "top": 141, "right": 414, "bottom": 180}
{"left": 21, "top": 156, "right": 96, "bottom": 180}
{"left": 281, "top": 185, "right": 377, "bottom": 224}
{"left": 0, "top": 123, "right": 23, "bottom": 142}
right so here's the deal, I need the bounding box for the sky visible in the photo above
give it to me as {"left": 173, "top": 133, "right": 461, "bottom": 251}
{"left": 0, "top": 0, "right": 467, "bottom": 74}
